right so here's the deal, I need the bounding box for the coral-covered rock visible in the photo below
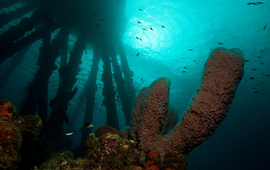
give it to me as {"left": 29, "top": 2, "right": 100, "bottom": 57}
{"left": 0, "top": 120, "right": 22, "bottom": 169}
{"left": 15, "top": 115, "right": 43, "bottom": 140}
{"left": 94, "top": 124, "right": 123, "bottom": 138}
{"left": 83, "top": 132, "right": 132, "bottom": 169}
{"left": 39, "top": 149, "right": 80, "bottom": 169}
{"left": 0, "top": 99, "right": 19, "bottom": 122}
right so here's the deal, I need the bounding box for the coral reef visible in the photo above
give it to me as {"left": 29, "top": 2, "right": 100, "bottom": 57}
{"left": 39, "top": 132, "right": 133, "bottom": 170}
{"left": 94, "top": 124, "right": 123, "bottom": 138}
{"left": 0, "top": 121, "right": 22, "bottom": 169}
{"left": 0, "top": 99, "right": 19, "bottom": 122}
{"left": 0, "top": 98, "right": 43, "bottom": 169}
{"left": 130, "top": 48, "right": 244, "bottom": 161}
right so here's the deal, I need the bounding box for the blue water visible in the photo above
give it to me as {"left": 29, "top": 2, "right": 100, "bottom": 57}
{"left": 0, "top": 0, "right": 270, "bottom": 169}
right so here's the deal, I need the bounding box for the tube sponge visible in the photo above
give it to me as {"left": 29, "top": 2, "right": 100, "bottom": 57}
{"left": 130, "top": 47, "right": 245, "bottom": 161}
{"left": 162, "top": 48, "right": 244, "bottom": 155}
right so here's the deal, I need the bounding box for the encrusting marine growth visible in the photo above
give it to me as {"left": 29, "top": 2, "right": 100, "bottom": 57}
{"left": 130, "top": 47, "right": 245, "bottom": 161}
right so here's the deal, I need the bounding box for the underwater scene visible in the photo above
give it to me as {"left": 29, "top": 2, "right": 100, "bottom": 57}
{"left": 0, "top": 0, "right": 269, "bottom": 169}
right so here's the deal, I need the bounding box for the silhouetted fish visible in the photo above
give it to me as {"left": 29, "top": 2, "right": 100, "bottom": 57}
{"left": 141, "top": 78, "right": 143, "bottom": 81}
{"left": 252, "top": 68, "right": 258, "bottom": 71}
{"left": 138, "top": 21, "right": 141, "bottom": 24}
{"left": 265, "top": 75, "right": 270, "bottom": 77}
{"left": 136, "top": 52, "right": 139, "bottom": 56}
{"left": 263, "top": 24, "right": 267, "bottom": 30}
{"left": 256, "top": 2, "right": 265, "bottom": 4}
{"left": 100, "top": 19, "right": 105, "bottom": 21}
{"left": 162, "top": 26, "right": 165, "bottom": 28}
{"left": 84, "top": 122, "right": 94, "bottom": 128}
{"left": 19, "top": 93, "right": 23, "bottom": 95}
{"left": 96, "top": 24, "right": 100, "bottom": 27}
{"left": 39, "top": 96, "right": 46, "bottom": 104}
{"left": 93, "top": 13, "right": 96, "bottom": 16}
{"left": 245, "top": 60, "right": 250, "bottom": 62}
{"left": 139, "top": 9, "right": 143, "bottom": 11}
{"left": 247, "top": 2, "right": 257, "bottom": 5}
{"left": 184, "top": 67, "right": 187, "bottom": 69}
{"left": 182, "top": 71, "right": 186, "bottom": 73}
{"left": 66, "top": 132, "right": 75, "bottom": 136}
{"left": 254, "top": 91, "right": 258, "bottom": 93}
{"left": 150, "top": 27, "right": 153, "bottom": 30}
{"left": 69, "top": 51, "right": 73, "bottom": 55}
{"left": 218, "top": 42, "right": 223, "bottom": 45}
{"left": 143, "top": 28, "right": 147, "bottom": 30}
{"left": 257, "top": 56, "right": 261, "bottom": 58}
{"left": 189, "top": 49, "right": 193, "bottom": 51}
{"left": 249, "top": 77, "right": 255, "bottom": 79}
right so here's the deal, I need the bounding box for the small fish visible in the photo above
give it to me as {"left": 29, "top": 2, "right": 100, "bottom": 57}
{"left": 136, "top": 52, "right": 139, "bottom": 56}
{"left": 247, "top": 2, "right": 257, "bottom": 5}
{"left": 141, "top": 78, "right": 143, "bottom": 81}
{"left": 131, "top": 78, "right": 133, "bottom": 81}
{"left": 100, "top": 19, "right": 105, "bottom": 21}
{"left": 252, "top": 87, "right": 256, "bottom": 89}
{"left": 218, "top": 42, "right": 223, "bottom": 45}
{"left": 265, "top": 75, "right": 270, "bottom": 77}
{"left": 182, "top": 71, "right": 186, "bottom": 73}
{"left": 99, "top": 109, "right": 101, "bottom": 112}
{"left": 184, "top": 67, "right": 187, "bottom": 69}
{"left": 129, "top": 139, "right": 135, "bottom": 143}
{"left": 96, "top": 24, "right": 100, "bottom": 27}
{"left": 48, "top": 81, "right": 51, "bottom": 83}
{"left": 69, "top": 51, "right": 73, "bottom": 55}
{"left": 101, "top": 34, "right": 105, "bottom": 36}
{"left": 142, "top": 28, "right": 147, "bottom": 30}
{"left": 19, "top": 93, "right": 23, "bottom": 95}
{"left": 193, "top": 60, "right": 196, "bottom": 62}
{"left": 136, "top": 36, "right": 139, "bottom": 39}
{"left": 261, "top": 50, "right": 263, "bottom": 52}
{"left": 262, "top": 72, "right": 264, "bottom": 75}
{"left": 252, "top": 68, "right": 258, "bottom": 71}
{"left": 261, "top": 63, "right": 264, "bottom": 65}
{"left": 138, "top": 21, "right": 141, "bottom": 24}
{"left": 254, "top": 91, "right": 258, "bottom": 93}
{"left": 150, "top": 27, "right": 153, "bottom": 31}
{"left": 256, "top": 2, "right": 265, "bottom": 4}
{"left": 249, "top": 77, "right": 255, "bottom": 79}
{"left": 162, "top": 26, "right": 165, "bottom": 28}
{"left": 139, "top": 38, "right": 143, "bottom": 41}
{"left": 139, "top": 9, "right": 143, "bottom": 11}
{"left": 263, "top": 24, "right": 267, "bottom": 30}
{"left": 245, "top": 79, "right": 247, "bottom": 82}
{"left": 84, "top": 122, "right": 94, "bottom": 128}
{"left": 262, "top": 89, "right": 265, "bottom": 91}
{"left": 39, "top": 96, "right": 46, "bottom": 104}
{"left": 245, "top": 60, "right": 250, "bottom": 62}
{"left": 93, "top": 13, "right": 96, "bottom": 16}
{"left": 189, "top": 49, "right": 193, "bottom": 51}
{"left": 66, "top": 132, "right": 74, "bottom": 136}
{"left": 257, "top": 56, "right": 261, "bottom": 58}
{"left": 68, "top": 103, "right": 71, "bottom": 106}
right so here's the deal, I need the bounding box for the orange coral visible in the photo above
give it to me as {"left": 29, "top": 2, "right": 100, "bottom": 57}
{"left": 0, "top": 102, "right": 13, "bottom": 121}
{"left": 145, "top": 160, "right": 160, "bottom": 170}
{"left": 148, "top": 149, "right": 158, "bottom": 158}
